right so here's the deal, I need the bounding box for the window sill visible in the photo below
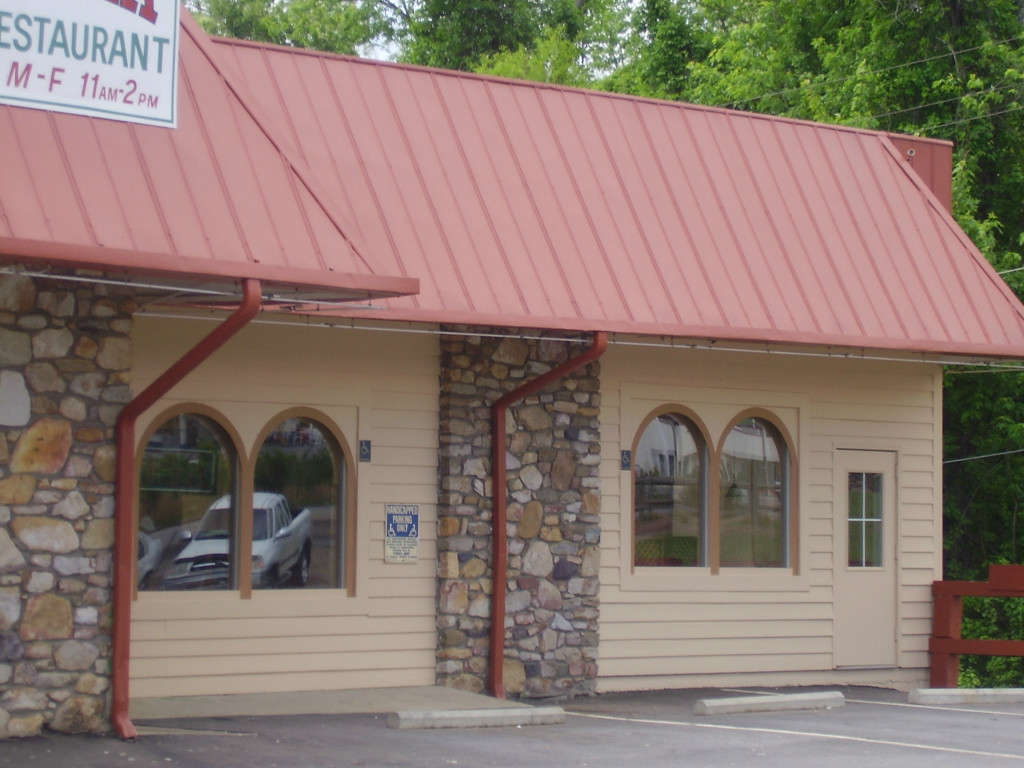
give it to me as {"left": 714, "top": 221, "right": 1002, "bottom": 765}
{"left": 621, "top": 565, "right": 809, "bottom": 593}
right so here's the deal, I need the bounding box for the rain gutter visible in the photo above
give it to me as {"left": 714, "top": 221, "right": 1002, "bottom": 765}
{"left": 487, "top": 331, "right": 608, "bottom": 698}
{"left": 111, "top": 278, "right": 262, "bottom": 739}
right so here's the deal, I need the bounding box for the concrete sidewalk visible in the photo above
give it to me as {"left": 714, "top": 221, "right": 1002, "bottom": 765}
{"left": 130, "top": 685, "right": 566, "bottom": 732}
{"left": 130, "top": 685, "right": 529, "bottom": 720}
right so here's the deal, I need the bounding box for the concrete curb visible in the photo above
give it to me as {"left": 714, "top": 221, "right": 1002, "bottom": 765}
{"left": 909, "top": 688, "right": 1024, "bottom": 705}
{"left": 694, "top": 691, "right": 845, "bottom": 716}
{"left": 387, "top": 706, "right": 567, "bottom": 730}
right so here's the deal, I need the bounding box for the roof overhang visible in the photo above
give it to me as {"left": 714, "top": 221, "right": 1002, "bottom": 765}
{"left": 320, "top": 304, "right": 1024, "bottom": 364}
{"left": 1, "top": 238, "right": 419, "bottom": 306}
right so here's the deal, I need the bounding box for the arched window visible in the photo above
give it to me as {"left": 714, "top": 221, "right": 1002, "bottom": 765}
{"left": 255, "top": 415, "right": 347, "bottom": 589}
{"left": 719, "top": 417, "right": 790, "bottom": 568}
{"left": 138, "top": 413, "right": 237, "bottom": 591}
{"left": 634, "top": 413, "right": 707, "bottom": 567}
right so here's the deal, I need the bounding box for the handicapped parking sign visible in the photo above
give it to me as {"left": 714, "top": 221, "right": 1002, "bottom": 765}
{"left": 385, "top": 504, "right": 419, "bottom": 563}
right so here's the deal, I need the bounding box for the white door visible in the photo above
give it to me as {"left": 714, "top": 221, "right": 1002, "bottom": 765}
{"left": 833, "top": 449, "right": 897, "bottom": 668}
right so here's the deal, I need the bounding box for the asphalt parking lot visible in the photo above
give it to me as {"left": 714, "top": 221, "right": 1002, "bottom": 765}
{"left": 3, "top": 686, "right": 1024, "bottom": 768}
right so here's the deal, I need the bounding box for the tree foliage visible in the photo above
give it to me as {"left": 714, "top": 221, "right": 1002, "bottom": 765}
{"left": 403, "top": 0, "right": 538, "bottom": 69}
{"left": 186, "top": 0, "right": 373, "bottom": 54}
{"left": 189, "top": 1, "right": 632, "bottom": 81}
{"left": 961, "top": 594, "right": 1024, "bottom": 686}
{"left": 470, "top": 1, "right": 631, "bottom": 85}
{"left": 475, "top": 25, "right": 589, "bottom": 85}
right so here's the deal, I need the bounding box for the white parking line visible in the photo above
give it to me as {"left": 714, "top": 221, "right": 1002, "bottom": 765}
{"left": 844, "top": 696, "right": 1024, "bottom": 718}
{"left": 722, "top": 687, "right": 1024, "bottom": 719}
{"left": 135, "top": 725, "right": 258, "bottom": 737}
{"left": 570, "top": 711, "right": 1024, "bottom": 761}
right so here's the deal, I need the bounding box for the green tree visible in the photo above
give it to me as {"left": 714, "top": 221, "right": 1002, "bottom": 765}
{"left": 404, "top": 0, "right": 539, "bottom": 69}
{"left": 187, "top": 0, "right": 373, "bottom": 55}
{"left": 960, "top": 593, "right": 1024, "bottom": 686}
{"left": 473, "top": 0, "right": 632, "bottom": 86}
{"left": 186, "top": 0, "right": 633, "bottom": 82}
{"left": 602, "top": 0, "right": 713, "bottom": 97}
{"left": 187, "top": 0, "right": 284, "bottom": 42}
{"left": 476, "top": 25, "right": 590, "bottom": 85}
{"left": 944, "top": 156, "right": 1024, "bottom": 588}
{"left": 285, "top": 0, "right": 375, "bottom": 52}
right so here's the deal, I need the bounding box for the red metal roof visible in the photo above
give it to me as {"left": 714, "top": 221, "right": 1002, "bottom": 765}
{"left": 212, "top": 39, "right": 1024, "bottom": 360}
{"left": 0, "top": 14, "right": 417, "bottom": 303}
{"left": 3, "top": 9, "right": 1024, "bottom": 358}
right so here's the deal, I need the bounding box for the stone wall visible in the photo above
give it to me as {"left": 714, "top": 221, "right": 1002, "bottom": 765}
{"left": 0, "top": 272, "right": 132, "bottom": 738}
{"left": 437, "top": 328, "right": 601, "bottom": 700}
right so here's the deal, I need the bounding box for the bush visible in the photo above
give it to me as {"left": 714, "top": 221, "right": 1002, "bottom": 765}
{"left": 959, "top": 595, "right": 1024, "bottom": 688}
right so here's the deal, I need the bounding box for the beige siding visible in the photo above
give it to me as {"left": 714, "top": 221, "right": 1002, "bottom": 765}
{"left": 129, "top": 315, "right": 439, "bottom": 699}
{"left": 600, "top": 343, "right": 942, "bottom": 691}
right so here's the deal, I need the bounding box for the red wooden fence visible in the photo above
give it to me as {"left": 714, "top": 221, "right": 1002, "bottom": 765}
{"left": 930, "top": 564, "right": 1024, "bottom": 687}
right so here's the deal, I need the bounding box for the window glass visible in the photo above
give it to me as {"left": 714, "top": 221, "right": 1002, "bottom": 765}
{"left": 848, "top": 472, "right": 883, "bottom": 567}
{"left": 719, "top": 417, "right": 788, "bottom": 568}
{"left": 256, "top": 417, "right": 344, "bottom": 588}
{"left": 138, "top": 414, "right": 236, "bottom": 591}
{"left": 634, "top": 414, "right": 706, "bottom": 567}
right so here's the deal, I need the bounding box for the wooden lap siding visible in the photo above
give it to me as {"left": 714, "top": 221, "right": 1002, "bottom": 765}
{"left": 129, "top": 317, "right": 439, "bottom": 698}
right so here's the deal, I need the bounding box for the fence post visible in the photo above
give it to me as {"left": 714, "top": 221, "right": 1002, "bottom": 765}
{"left": 929, "top": 590, "right": 963, "bottom": 688}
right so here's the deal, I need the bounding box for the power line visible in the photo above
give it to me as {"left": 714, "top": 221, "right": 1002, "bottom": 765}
{"left": 834, "top": 84, "right": 1024, "bottom": 133}
{"left": 944, "top": 448, "right": 1024, "bottom": 465}
{"left": 716, "top": 33, "right": 1024, "bottom": 111}
{"left": 865, "top": 83, "right": 1021, "bottom": 121}
{"left": 919, "top": 103, "right": 1024, "bottom": 134}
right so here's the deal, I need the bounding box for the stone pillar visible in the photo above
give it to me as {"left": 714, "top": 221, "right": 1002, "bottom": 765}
{"left": 437, "top": 328, "right": 600, "bottom": 700}
{"left": 0, "top": 271, "right": 132, "bottom": 738}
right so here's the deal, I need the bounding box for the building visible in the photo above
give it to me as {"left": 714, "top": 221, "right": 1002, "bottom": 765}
{"left": 2, "top": 10, "right": 1024, "bottom": 738}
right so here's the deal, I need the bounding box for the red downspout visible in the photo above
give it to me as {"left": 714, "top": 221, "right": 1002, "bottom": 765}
{"left": 487, "top": 331, "right": 608, "bottom": 699}
{"left": 111, "top": 279, "right": 262, "bottom": 739}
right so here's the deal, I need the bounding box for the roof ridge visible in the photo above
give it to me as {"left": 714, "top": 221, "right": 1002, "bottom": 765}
{"left": 207, "top": 34, "right": 953, "bottom": 148}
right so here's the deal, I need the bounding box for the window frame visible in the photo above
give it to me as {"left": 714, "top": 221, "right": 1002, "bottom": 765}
{"left": 846, "top": 470, "right": 884, "bottom": 569}
{"left": 135, "top": 405, "right": 356, "bottom": 599}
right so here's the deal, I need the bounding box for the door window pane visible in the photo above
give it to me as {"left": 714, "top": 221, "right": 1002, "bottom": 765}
{"left": 634, "top": 414, "right": 706, "bottom": 567}
{"left": 848, "top": 472, "right": 883, "bottom": 567}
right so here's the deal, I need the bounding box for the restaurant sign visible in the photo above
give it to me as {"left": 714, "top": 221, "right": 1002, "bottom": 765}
{"left": 0, "top": 0, "right": 179, "bottom": 127}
